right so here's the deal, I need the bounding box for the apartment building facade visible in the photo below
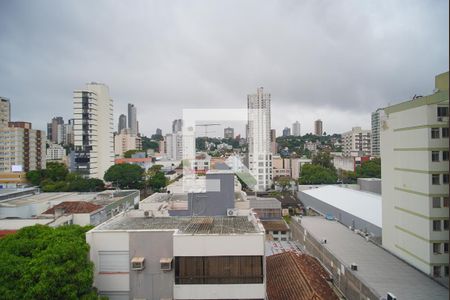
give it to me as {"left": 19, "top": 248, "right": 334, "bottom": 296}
{"left": 247, "top": 87, "right": 272, "bottom": 191}
{"left": 342, "top": 126, "right": 371, "bottom": 156}
{"left": 0, "top": 122, "right": 45, "bottom": 173}
{"left": 381, "top": 71, "right": 449, "bottom": 283}
{"left": 371, "top": 108, "right": 384, "bottom": 157}
{"left": 86, "top": 213, "right": 266, "bottom": 300}
{"left": 114, "top": 128, "right": 142, "bottom": 157}
{"left": 73, "top": 82, "right": 114, "bottom": 179}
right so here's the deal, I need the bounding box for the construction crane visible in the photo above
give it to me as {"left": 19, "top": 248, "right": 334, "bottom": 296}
{"left": 195, "top": 123, "right": 220, "bottom": 137}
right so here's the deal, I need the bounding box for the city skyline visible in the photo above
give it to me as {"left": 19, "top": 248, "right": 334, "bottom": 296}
{"left": 0, "top": 1, "right": 448, "bottom": 136}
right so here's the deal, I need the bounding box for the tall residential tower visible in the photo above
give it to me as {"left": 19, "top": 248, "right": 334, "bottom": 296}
{"left": 381, "top": 71, "right": 449, "bottom": 283}
{"left": 247, "top": 87, "right": 272, "bottom": 191}
{"left": 73, "top": 82, "right": 114, "bottom": 179}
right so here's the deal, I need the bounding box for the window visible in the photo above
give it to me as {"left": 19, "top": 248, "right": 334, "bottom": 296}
{"left": 437, "top": 107, "right": 449, "bottom": 117}
{"left": 175, "top": 256, "right": 264, "bottom": 284}
{"left": 433, "top": 220, "right": 441, "bottom": 231}
{"left": 99, "top": 251, "right": 129, "bottom": 273}
{"left": 433, "top": 266, "right": 441, "bottom": 277}
{"left": 444, "top": 220, "right": 449, "bottom": 230}
{"left": 432, "top": 151, "right": 440, "bottom": 162}
{"left": 432, "top": 197, "right": 441, "bottom": 208}
{"left": 432, "top": 174, "right": 440, "bottom": 185}
{"left": 444, "top": 243, "right": 449, "bottom": 254}
{"left": 445, "top": 266, "right": 449, "bottom": 277}
{"left": 431, "top": 128, "right": 440, "bottom": 139}
{"left": 433, "top": 243, "right": 441, "bottom": 254}
{"left": 442, "top": 127, "right": 449, "bottom": 138}
{"left": 444, "top": 197, "right": 449, "bottom": 207}
{"left": 444, "top": 174, "right": 449, "bottom": 184}
{"left": 444, "top": 151, "right": 449, "bottom": 161}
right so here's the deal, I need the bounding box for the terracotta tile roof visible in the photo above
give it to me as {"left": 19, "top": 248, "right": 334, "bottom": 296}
{"left": 42, "top": 201, "right": 103, "bottom": 214}
{"left": 267, "top": 251, "right": 338, "bottom": 300}
{"left": 0, "top": 230, "right": 17, "bottom": 239}
{"left": 261, "top": 220, "right": 290, "bottom": 232}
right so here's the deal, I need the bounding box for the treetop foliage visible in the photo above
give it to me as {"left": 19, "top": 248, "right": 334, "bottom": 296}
{"left": 0, "top": 225, "right": 99, "bottom": 300}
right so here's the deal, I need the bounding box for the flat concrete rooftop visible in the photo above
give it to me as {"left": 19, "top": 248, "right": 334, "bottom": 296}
{"left": 95, "top": 214, "right": 261, "bottom": 234}
{"left": 0, "top": 190, "right": 137, "bottom": 208}
{"left": 299, "top": 216, "right": 448, "bottom": 300}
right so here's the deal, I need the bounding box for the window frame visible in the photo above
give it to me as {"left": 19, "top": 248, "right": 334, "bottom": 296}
{"left": 431, "top": 128, "right": 440, "bottom": 139}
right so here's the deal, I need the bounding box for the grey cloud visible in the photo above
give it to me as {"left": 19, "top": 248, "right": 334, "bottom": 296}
{"left": 0, "top": 0, "right": 448, "bottom": 135}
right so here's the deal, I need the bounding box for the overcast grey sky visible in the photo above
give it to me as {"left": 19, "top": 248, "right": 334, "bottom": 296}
{"left": 0, "top": 0, "right": 448, "bottom": 137}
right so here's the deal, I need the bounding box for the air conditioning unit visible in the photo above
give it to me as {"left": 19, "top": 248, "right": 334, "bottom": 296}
{"left": 131, "top": 257, "right": 145, "bottom": 271}
{"left": 160, "top": 257, "right": 173, "bottom": 271}
{"left": 350, "top": 263, "right": 358, "bottom": 271}
{"left": 227, "top": 209, "right": 237, "bottom": 217}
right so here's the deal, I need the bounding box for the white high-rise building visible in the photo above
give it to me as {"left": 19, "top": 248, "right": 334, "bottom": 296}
{"left": 342, "top": 127, "right": 371, "bottom": 156}
{"left": 247, "top": 87, "right": 272, "bottom": 191}
{"left": 371, "top": 108, "right": 384, "bottom": 157}
{"left": 165, "top": 132, "right": 183, "bottom": 160}
{"left": 73, "top": 82, "right": 114, "bottom": 179}
{"left": 292, "top": 121, "right": 301, "bottom": 136}
{"left": 381, "top": 71, "right": 449, "bottom": 283}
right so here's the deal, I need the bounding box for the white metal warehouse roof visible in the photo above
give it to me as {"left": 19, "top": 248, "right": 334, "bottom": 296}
{"left": 301, "top": 185, "right": 382, "bottom": 227}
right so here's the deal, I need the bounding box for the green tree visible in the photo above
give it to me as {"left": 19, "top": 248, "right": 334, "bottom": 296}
{"left": 45, "top": 162, "right": 69, "bottom": 181}
{"left": 123, "top": 149, "right": 143, "bottom": 158}
{"left": 0, "top": 225, "right": 98, "bottom": 300}
{"left": 274, "top": 176, "right": 292, "bottom": 191}
{"left": 26, "top": 169, "right": 45, "bottom": 186}
{"left": 299, "top": 164, "right": 338, "bottom": 184}
{"left": 148, "top": 171, "right": 168, "bottom": 192}
{"left": 141, "top": 136, "right": 160, "bottom": 151}
{"left": 356, "top": 158, "right": 381, "bottom": 178}
{"left": 104, "top": 164, "right": 145, "bottom": 189}
{"left": 311, "top": 151, "right": 335, "bottom": 170}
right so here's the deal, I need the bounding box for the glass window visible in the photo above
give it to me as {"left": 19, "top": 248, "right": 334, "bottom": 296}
{"left": 442, "top": 127, "right": 449, "bottom": 138}
{"left": 437, "top": 107, "right": 449, "bottom": 117}
{"left": 444, "top": 243, "right": 449, "bottom": 254}
{"left": 445, "top": 266, "right": 449, "bottom": 277}
{"left": 433, "top": 266, "right": 441, "bottom": 277}
{"left": 444, "top": 220, "right": 449, "bottom": 230}
{"left": 443, "top": 151, "right": 449, "bottom": 161}
{"left": 432, "top": 197, "right": 441, "bottom": 208}
{"left": 444, "top": 174, "right": 449, "bottom": 184}
{"left": 432, "top": 174, "right": 440, "bottom": 185}
{"left": 444, "top": 197, "right": 449, "bottom": 207}
{"left": 432, "top": 151, "right": 440, "bottom": 162}
{"left": 431, "top": 128, "right": 440, "bottom": 139}
{"left": 433, "top": 243, "right": 441, "bottom": 254}
{"left": 433, "top": 220, "right": 441, "bottom": 231}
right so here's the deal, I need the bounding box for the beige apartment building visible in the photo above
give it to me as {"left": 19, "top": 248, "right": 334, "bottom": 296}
{"left": 381, "top": 71, "right": 449, "bottom": 284}
{"left": 342, "top": 126, "right": 371, "bottom": 157}
{"left": 0, "top": 122, "right": 46, "bottom": 173}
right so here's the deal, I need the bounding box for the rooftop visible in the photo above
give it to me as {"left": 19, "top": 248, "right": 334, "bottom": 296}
{"left": 261, "top": 220, "right": 290, "bottom": 232}
{"left": 266, "top": 251, "right": 338, "bottom": 300}
{"left": 299, "top": 217, "right": 448, "bottom": 300}
{"left": 300, "top": 185, "right": 381, "bottom": 227}
{"left": 95, "top": 213, "right": 261, "bottom": 234}
{"left": 42, "top": 201, "right": 103, "bottom": 214}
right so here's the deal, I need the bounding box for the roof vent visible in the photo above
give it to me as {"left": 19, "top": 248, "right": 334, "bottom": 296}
{"left": 350, "top": 263, "right": 358, "bottom": 271}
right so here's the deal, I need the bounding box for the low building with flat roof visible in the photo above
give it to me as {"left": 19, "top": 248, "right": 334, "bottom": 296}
{"left": 87, "top": 211, "right": 266, "bottom": 300}
{"left": 298, "top": 185, "right": 381, "bottom": 237}
{"left": 290, "top": 216, "right": 448, "bottom": 300}
{"left": 0, "top": 190, "right": 139, "bottom": 227}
